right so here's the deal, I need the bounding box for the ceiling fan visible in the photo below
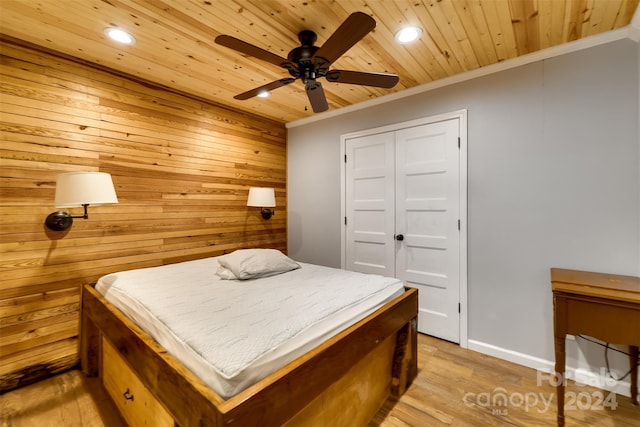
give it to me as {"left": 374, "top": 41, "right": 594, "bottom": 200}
{"left": 215, "top": 12, "right": 399, "bottom": 113}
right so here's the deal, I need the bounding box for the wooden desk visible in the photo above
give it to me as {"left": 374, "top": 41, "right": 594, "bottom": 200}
{"left": 551, "top": 268, "right": 640, "bottom": 426}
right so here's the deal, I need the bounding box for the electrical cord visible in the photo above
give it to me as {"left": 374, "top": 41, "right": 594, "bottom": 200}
{"left": 577, "top": 335, "right": 639, "bottom": 381}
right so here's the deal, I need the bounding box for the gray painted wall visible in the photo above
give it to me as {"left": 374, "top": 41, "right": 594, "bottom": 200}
{"left": 287, "top": 39, "right": 639, "bottom": 366}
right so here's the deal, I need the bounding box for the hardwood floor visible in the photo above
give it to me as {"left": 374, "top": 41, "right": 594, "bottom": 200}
{"left": 371, "top": 334, "right": 639, "bottom": 426}
{"left": 1, "top": 334, "right": 638, "bottom": 426}
{"left": 0, "top": 370, "right": 126, "bottom": 427}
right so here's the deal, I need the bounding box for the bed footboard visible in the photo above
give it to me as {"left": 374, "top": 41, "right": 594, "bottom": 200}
{"left": 81, "top": 285, "right": 418, "bottom": 426}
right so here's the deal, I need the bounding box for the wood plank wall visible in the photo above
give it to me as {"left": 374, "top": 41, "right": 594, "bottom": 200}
{"left": 0, "top": 39, "right": 288, "bottom": 392}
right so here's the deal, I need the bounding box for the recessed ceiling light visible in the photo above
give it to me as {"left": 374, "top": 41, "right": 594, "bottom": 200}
{"left": 395, "top": 26, "right": 422, "bottom": 44}
{"left": 104, "top": 27, "right": 136, "bottom": 45}
{"left": 257, "top": 91, "right": 270, "bottom": 98}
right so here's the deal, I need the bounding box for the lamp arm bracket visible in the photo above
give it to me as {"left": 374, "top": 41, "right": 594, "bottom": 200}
{"left": 45, "top": 204, "right": 90, "bottom": 231}
{"left": 65, "top": 204, "right": 90, "bottom": 219}
{"left": 260, "top": 207, "right": 274, "bottom": 220}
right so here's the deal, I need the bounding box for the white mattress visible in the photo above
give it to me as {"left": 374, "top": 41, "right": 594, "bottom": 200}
{"left": 95, "top": 257, "right": 405, "bottom": 399}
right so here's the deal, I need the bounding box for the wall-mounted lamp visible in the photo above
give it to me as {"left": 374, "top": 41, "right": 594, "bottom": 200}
{"left": 45, "top": 172, "right": 119, "bottom": 231}
{"left": 247, "top": 187, "right": 276, "bottom": 220}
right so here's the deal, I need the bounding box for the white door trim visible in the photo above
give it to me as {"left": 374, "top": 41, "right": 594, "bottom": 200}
{"left": 340, "top": 109, "right": 468, "bottom": 348}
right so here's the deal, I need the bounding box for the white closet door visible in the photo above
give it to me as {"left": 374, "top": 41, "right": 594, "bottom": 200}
{"left": 345, "top": 132, "right": 396, "bottom": 276}
{"left": 395, "top": 119, "right": 460, "bottom": 342}
{"left": 344, "top": 116, "right": 462, "bottom": 343}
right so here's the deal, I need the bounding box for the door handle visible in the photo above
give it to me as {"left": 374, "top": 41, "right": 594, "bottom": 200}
{"left": 395, "top": 234, "right": 404, "bottom": 241}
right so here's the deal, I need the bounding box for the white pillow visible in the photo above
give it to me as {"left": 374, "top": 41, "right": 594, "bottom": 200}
{"left": 215, "top": 265, "right": 238, "bottom": 280}
{"left": 216, "top": 249, "right": 300, "bottom": 280}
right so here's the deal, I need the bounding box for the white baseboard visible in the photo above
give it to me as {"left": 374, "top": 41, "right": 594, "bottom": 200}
{"left": 467, "top": 339, "right": 633, "bottom": 397}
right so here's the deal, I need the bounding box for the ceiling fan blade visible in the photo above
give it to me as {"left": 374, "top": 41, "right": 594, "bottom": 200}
{"left": 312, "top": 12, "right": 376, "bottom": 66}
{"left": 325, "top": 70, "right": 399, "bottom": 88}
{"left": 215, "top": 35, "right": 294, "bottom": 70}
{"left": 234, "top": 78, "right": 296, "bottom": 100}
{"left": 305, "top": 81, "right": 329, "bottom": 113}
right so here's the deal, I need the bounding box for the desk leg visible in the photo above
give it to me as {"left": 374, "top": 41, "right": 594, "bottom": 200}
{"left": 554, "top": 335, "right": 566, "bottom": 426}
{"left": 631, "top": 346, "right": 638, "bottom": 406}
{"left": 553, "top": 295, "right": 567, "bottom": 427}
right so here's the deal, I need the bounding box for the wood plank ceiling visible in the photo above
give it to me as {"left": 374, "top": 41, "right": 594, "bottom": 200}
{"left": 1, "top": 0, "right": 638, "bottom": 124}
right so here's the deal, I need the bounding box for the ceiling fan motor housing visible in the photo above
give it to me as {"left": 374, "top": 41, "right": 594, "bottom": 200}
{"left": 287, "top": 30, "right": 328, "bottom": 83}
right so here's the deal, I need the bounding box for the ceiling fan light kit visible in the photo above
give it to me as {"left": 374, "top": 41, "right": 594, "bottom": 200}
{"left": 215, "top": 12, "right": 399, "bottom": 113}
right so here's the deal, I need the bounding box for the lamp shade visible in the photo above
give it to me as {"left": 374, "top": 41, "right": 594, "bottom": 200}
{"left": 54, "top": 172, "right": 118, "bottom": 208}
{"left": 247, "top": 187, "right": 276, "bottom": 207}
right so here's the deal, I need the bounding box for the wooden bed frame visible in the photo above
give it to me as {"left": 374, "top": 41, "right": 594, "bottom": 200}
{"left": 81, "top": 284, "right": 418, "bottom": 426}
